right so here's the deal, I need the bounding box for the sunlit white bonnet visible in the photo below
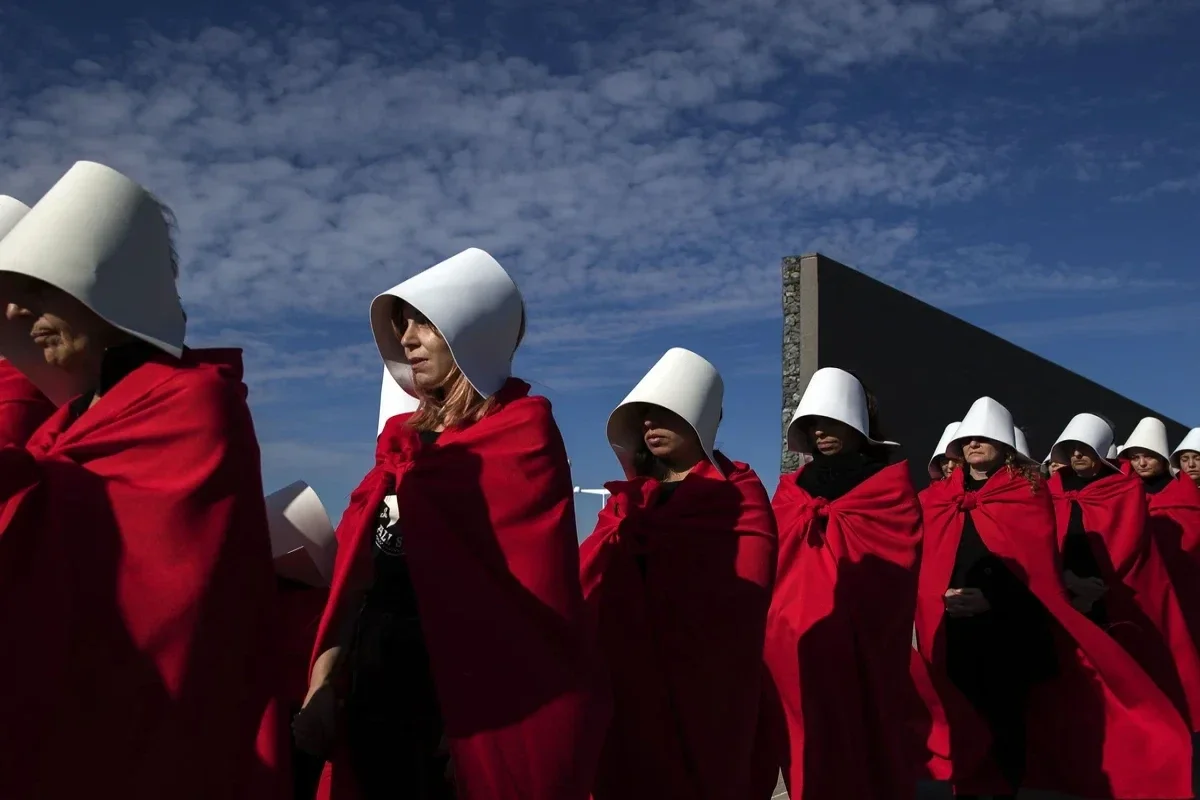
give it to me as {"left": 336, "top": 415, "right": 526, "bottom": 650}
{"left": 378, "top": 365, "right": 420, "bottom": 436}
{"left": 787, "top": 367, "right": 898, "bottom": 454}
{"left": 1013, "top": 427, "right": 1032, "bottom": 459}
{"left": 265, "top": 481, "right": 337, "bottom": 587}
{"left": 0, "top": 196, "right": 29, "bottom": 239}
{"left": 1051, "top": 413, "right": 1119, "bottom": 470}
{"left": 607, "top": 347, "right": 724, "bottom": 479}
{"left": 1170, "top": 428, "right": 1200, "bottom": 470}
{"left": 1118, "top": 417, "right": 1170, "bottom": 461}
{"left": 0, "top": 162, "right": 185, "bottom": 358}
{"left": 927, "top": 421, "right": 960, "bottom": 480}
{"left": 370, "top": 248, "right": 525, "bottom": 400}
{"left": 947, "top": 397, "right": 1033, "bottom": 466}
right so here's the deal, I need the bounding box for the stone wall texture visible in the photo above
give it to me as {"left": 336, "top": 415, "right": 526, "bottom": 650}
{"left": 780, "top": 252, "right": 1187, "bottom": 483}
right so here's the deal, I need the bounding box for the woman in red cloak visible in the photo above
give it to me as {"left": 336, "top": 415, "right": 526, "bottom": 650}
{"left": 579, "top": 347, "right": 776, "bottom": 800}
{"left": 0, "top": 163, "right": 284, "bottom": 797}
{"left": 1173, "top": 428, "right": 1200, "bottom": 488}
{"left": 1049, "top": 413, "right": 1200, "bottom": 731}
{"left": 756, "top": 367, "right": 923, "bottom": 800}
{"left": 915, "top": 397, "right": 1193, "bottom": 799}
{"left": 293, "top": 248, "right": 608, "bottom": 800}
{"left": 1119, "top": 417, "right": 1200, "bottom": 645}
{"left": 266, "top": 481, "right": 339, "bottom": 800}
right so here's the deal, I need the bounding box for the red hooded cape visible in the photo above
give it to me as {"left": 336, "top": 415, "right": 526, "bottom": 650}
{"left": 578, "top": 454, "right": 776, "bottom": 800}
{"left": 0, "top": 358, "right": 56, "bottom": 448}
{"left": 1146, "top": 476, "right": 1200, "bottom": 649}
{"left": 915, "top": 468, "right": 1192, "bottom": 798}
{"left": 1049, "top": 469, "right": 1200, "bottom": 731}
{"left": 311, "top": 379, "right": 609, "bottom": 800}
{"left": 0, "top": 349, "right": 285, "bottom": 799}
{"left": 756, "top": 461, "right": 923, "bottom": 800}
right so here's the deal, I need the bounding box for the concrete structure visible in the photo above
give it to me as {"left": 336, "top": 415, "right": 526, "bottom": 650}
{"left": 780, "top": 253, "right": 1189, "bottom": 482}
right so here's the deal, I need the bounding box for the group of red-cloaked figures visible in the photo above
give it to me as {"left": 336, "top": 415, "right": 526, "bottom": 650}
{"left": 2, "top": 160, "right": 1200, "bottom": 800}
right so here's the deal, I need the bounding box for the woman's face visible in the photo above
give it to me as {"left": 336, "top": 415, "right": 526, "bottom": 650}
{"left": 3, "top": 275, "right": 118, "bottom": 375}
{"left": 1066, "top": 442, "right": 1101, "bottom": 477}
{"left": 940, "top": 457, "right": 960, "bottom": 478}
{"left": 962, "top": 439, "right": 1003, "bottom": 470}
{"left": 1126, "top": 449, "right": 1168, "bottom": 480}
{"left": 393, "top": 301, "right": 454, "bottom": 391}
{"left": 641, "top": 405, "right": 705, "bottom": 469}
{"left": 1179, "top": 451, "right": 1200, "bottom": 484}
{"left": 805, "top": 416, "right": 860, "bottom": 456}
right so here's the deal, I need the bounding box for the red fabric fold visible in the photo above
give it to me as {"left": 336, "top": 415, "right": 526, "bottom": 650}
{"left": 1147, "top": 476, "right": 1200, "bottom": 649}
{"left": 279, "top": 585, "right": 330, "bottom": 710}
{"left": 0, "top": 358, "right": 56, "bottom": 448}
{"left": 579, "top": 454, "right": 777, "bottom": 800}
{"left": 311, "top": 379, "right": 609, "bottom": 800}
{"left": 915, "top": 468, "right": 1192, "bottom": 798}
{"left": 1050, "top": 469, "right": 1200, "bottom": 731}
{"left": 756, "top": 461, "right": 923, "bottom": 800}
{"left": 0, "top": 348, "right": 285, "bottom": 799}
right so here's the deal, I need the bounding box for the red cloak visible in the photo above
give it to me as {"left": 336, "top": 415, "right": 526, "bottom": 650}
{"left": 1146, "top": 476, "right": 1200, "bottom": 665}
{"left": 311, "top": 379, "right": 609, "bottom": 800}
{"left": 757, "top": 461, "right": 923, "bottom": 800}
{"left": 578, "top": 454, "right": 776, "bottom": 800}
{"left": 1049, "top": 469, "right": 1200, "bottom": 731}
{"left": 0, "top": 348, "right": 285, "bottom": 799}
{"left": 0, "top": 358, "right": 56, "bottom": 448}
{"left": 916, "top": 468, "right": 1192, "bottom": 798}
{"left": 278, "top": 584, "right": 330, "bottom": 710}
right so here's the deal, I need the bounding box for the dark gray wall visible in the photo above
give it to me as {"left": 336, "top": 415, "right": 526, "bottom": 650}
{"left": 780, "top": 252, "right": 1188, "bottom": 485}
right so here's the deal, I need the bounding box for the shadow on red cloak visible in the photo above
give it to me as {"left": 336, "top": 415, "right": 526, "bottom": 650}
{"left": 1145, "top": 475, "right": 1200, "bottom": 652}
{"left": 753, "top": 461, "right": 925, "bottom": 800}
{"left": 914, "top": 467, "right": 1192, "bottom": 799}
{"left": 0, "top": 349, "right": 286, "bottom": 799}
{"left": 1049, "top": 469, "right": 1200, "bottom": 733}
{"left": 310, "top": 379, "right": 610, "bottom": 800}
{"left": 0, "top": 358, "right": 56, "bottom": 448}
{"left": 579, "top": 453, "right": 777, "bottom": 800}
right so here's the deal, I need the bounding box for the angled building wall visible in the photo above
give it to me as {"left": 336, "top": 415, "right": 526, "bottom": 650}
{"left": 780, "top": 252, "right": 1188, "bottom": 484}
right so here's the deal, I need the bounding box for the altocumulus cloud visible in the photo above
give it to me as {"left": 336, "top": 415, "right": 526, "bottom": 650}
{"left": 0, "top": 0, "right": 1188, "bottom": 400}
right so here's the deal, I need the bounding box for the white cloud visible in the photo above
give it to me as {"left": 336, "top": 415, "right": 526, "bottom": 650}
{"left": 989, "top": 301, "right": 1200, "bottom": 341}
{"left": 0, "top": 0, "right": 1187, "bottom": 403}
{"left": 1112, "top": 172, "right": 1200, "bottom": 203}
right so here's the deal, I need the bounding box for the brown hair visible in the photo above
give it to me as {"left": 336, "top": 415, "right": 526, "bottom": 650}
{"left": 406, "top": 364, "right": 496, "bottom": 432}
{"left": 1004, "top": 449, "right": 1042, "bottom": 493}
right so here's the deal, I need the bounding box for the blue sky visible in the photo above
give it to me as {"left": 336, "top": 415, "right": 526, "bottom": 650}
{"left": 2, "top": 0, "right": 1198, "bottom": 538}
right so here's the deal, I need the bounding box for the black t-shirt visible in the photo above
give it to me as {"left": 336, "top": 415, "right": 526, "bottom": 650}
{"left": 365, "top": 429, "right": 440, "bottom": 615}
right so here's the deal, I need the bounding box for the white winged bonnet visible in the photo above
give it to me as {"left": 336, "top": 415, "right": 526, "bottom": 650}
{"left": 787, "top": 367, "right": 898, "bottom": 454}
{"left": 607, "top": 348, "right": 724, "bottom": 479}
{"left": 370, "top": 248, "right": 525, "bottom": 400}
{"left": 0, "top": 162, "right": 185, "bottom": 358}
{"left": 1170, "top": 428, "right": 1200, "bottom": 471}
{"left": 927, "top": 421, "right": 961, "bottom": 480}
{"left": 378, "top": 365, "right": 420, "bottom": 436}
{"left": 0, "top": 195, "right": 28, "bottom": 240}
{"left": 1051, "top": 413, "right": 1119, "bottom": 471}
{"left": 1014, "top": 427, "right": 1032, "bottom": 459}
{"left": 947, "top": 397, "right": 1035, "bottom": 467}
{"left": 265, "top": 481, "right": 337, "bottom": 587}
{"left": 1118, "top": 417, "right": 1170, "bottom": 462}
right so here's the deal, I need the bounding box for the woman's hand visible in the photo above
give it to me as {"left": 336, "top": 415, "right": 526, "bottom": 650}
{"left": 435, "top": 734, "right": 456, "bottom": 787}
{"left": 293, "top": 682, "right": 338, "bottom": 757}
{"left": 1064, "top": 570, "right": 1107, "bottom": 602}
{"left": 943, "top": 588, "right": 990, "bottom": 618}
